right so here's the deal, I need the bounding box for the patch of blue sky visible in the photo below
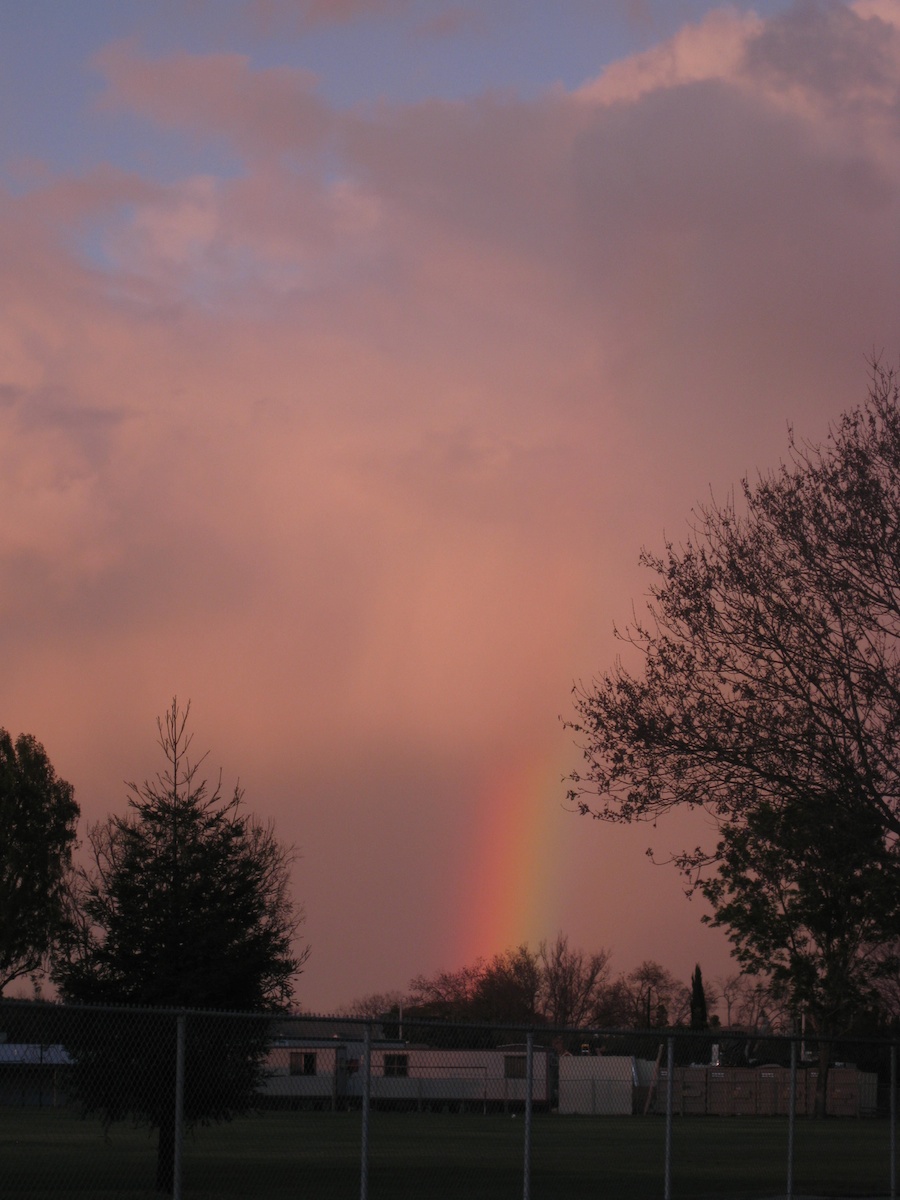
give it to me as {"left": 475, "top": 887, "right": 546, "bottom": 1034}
{"left": 1, "top": 127, "right": 244, "bottom": 199}
{"left": 236, "top": 5, "right": 644, "bottom": 108}
{"left": 0, "top": 4, "right": 243, "bottom": 185}
{"left": 0, "top": 0, "right": 800, "bottom": 189}
{"left": 228, "top": 0, "right": 798, "bottom": 109}
{"left": 83, "top": 112, "right": 247, "bottom": 186}
{"left": 70, "top": 191, "right": 317, "bottom": 309}
{"left": 71, "top": 205, "right": 138, "bottom": 275}
{"left": 1, "top": 3, "right": 122, "bottom": 172}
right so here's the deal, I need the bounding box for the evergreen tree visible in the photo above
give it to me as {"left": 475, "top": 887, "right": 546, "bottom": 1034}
{"left": 54, "top": 701, "right": 306, "bottom": 1193}
{"left": 690, "top": 964, "right": 708, "bottom": 1031}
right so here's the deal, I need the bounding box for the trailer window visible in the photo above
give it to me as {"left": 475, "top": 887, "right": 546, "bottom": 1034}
{"left": 290, "top": 1052, "right": 317, "bottom": 1076}
{"left": 504, "top": 1056, "right": 527, "bottom": 1079}
{"left": 384, "top": 1054, "right": 409, "bottom": 1077}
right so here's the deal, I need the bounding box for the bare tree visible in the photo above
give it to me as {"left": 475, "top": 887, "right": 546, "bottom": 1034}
{"left": 612, "top": 961, "right": 688, "bottom": 1029}
{"left": 337, "top": 990, "right": 408, "bottom": 1019}
{"left": 407, "top": 961, "right": 486, "bottom": 1020}
{"left": 538, "top": 933, "right": 611, "bottom": 1028}
{"left": 716, "top": 975, "right": 745, "bottom": 1028}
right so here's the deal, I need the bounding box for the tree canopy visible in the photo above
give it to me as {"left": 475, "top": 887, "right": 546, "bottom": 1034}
{"left": 567, "top": 364, "right": 900, "bottom": 1038}
{"left": 0, "top": 730, "right": 78, "bottom": 993}
{"left": 703, "top": 791, "right": 900, "bottom": 1034}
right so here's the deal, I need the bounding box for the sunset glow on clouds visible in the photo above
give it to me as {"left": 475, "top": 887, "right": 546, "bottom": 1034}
{"left": 3, "top": 0, "right": 900, "bottom": 1010}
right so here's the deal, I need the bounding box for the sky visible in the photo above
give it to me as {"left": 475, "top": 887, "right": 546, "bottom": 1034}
{"left": 3, "top": 0, "right": 900, "bottom": 1014}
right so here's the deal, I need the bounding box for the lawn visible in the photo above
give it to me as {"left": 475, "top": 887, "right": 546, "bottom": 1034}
{"left": 0, "top": 1107, "right": 894, "bottom": 1198}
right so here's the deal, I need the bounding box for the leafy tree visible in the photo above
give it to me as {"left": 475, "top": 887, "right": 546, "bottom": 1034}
{"left": 567, "top": 365, "right": 900, "bottom": 1067}
{"left": 472, "top": 945, "right": 543, "bottom": 1024}
{"left": 54, "top": 701, "right": 306, "bottom": 1193}
{"left": 706, "top": 795, "right": 899, "bottom": 1025}
{"left": 0, "top": 731, "right": 79, "bottom": 993}
{"left": 704, "top": 789, "right": 900, "bottom": 1110}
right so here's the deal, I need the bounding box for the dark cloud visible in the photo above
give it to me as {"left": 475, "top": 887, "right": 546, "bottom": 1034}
{"left": 744, "top": 0, "right": 900, "bottom": 119}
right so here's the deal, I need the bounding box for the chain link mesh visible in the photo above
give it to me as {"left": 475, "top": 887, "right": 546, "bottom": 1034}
{"left": 1, "top": 998, "right": 896, "bottom": 1198}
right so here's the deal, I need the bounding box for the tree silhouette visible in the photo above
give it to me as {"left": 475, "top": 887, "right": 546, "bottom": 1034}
{"left": 55, "top": 701, "right": 306, "bottom": 1193}
{"left": 538, "top": 933, "right": 612, "bottom": 1028}
{"left": 0, "top": 730, "right": 78, "bottom": 992}
{"left": 567, "top": 364, "right": 900, "bottom": 1064}
{"left": 690, "top": 965, "right": 708, "bottom": 1031}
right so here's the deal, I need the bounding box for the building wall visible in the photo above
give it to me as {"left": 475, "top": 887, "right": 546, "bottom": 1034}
{"left": 651, "top": 1065, "right": 878, "bottom": 1117}
{"left": 558, "top": 1056, "right": 635, "bottom": 1115}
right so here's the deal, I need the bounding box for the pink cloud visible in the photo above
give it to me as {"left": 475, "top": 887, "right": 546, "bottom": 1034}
{"left": 578, "top": 8, "right": 762, "bottom": 104}
{"left": 93, "top": 41, "right": 330, "bottom": 159}
{"left": 854, "top": 0, "right": 900, "bottom": 25}
{"left": 744, "top": 0, "right": 900, "bottom": 119}
{"left": 4, "top": 1, "right": 900, "bottom": 1008}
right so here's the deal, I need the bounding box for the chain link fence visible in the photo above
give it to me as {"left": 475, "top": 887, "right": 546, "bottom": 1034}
{"left": 1, "top": 997, "right": 897, "bottom": 1198}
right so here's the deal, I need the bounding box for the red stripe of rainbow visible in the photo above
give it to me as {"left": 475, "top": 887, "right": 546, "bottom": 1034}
{"left": 449, "top": 748, "right": 563, "bottom": 966}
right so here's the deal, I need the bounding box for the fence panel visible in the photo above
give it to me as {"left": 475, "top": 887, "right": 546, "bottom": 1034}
{"left": 1, "top": 998, "right": 897, "bottom": 1198}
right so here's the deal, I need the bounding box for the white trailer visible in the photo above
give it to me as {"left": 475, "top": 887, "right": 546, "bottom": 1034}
{"left": 261, "top": 1041, "right": 553, "bottom": 1110}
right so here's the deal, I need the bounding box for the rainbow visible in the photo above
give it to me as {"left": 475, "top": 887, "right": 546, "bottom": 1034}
{"left": 449, "top": 746, "right": 566, "bottom": 966}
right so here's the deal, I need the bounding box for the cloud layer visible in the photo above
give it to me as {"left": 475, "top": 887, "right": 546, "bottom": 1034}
{"left": 3, "top": 1, "right": 900, "bottom": 1008}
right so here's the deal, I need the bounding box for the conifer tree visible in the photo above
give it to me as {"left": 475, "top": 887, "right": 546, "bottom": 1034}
{"left": 690, "top": 965, "right": 708, "bottom": 1031}
{"left": 55, "top": 701, "right": 306, "bottom": 1194}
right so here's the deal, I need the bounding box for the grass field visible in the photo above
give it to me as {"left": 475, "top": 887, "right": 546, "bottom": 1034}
{"left": 1, "top": 1106, "right": 895, "bottom": 1199}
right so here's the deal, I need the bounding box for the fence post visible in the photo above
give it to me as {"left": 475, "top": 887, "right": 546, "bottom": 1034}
{"left": 523, "top": 1031, "right": 533, "bottom": 1200}
{"left": 891, "top": 1042, "right": 897, "bottom": 1200}
{"left": 664, "top": 1036, "right": 675, "bottom": 1200}
{"left": 360, "top": 1022, "right": 372, "bottom": 1200}
{"left": 786, "top": 1037, "right": 797, "bottom": 1200}
{"left": 173, "top": 1013, "right": 186, "bottom": 1200}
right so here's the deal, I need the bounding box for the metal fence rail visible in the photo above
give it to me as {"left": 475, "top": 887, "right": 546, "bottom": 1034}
{"left": 0, "top": 998, "right": 896, "bottom": 1198}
